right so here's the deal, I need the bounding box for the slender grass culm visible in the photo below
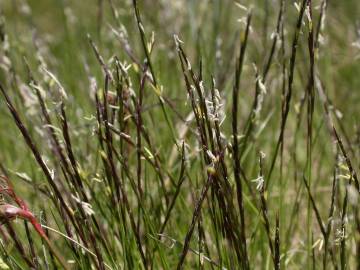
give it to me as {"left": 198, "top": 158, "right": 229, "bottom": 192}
{"left": 0, "top": 0, "right": 359, "bottom": 269}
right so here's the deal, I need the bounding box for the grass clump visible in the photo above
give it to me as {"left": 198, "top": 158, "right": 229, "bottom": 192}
{"left": 0, "top": 0, "right": 359, "bottom": 269}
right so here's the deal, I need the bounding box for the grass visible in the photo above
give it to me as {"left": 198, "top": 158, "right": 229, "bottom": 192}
{"left": 0, "top": 0, "right": 359, "bottom": 269}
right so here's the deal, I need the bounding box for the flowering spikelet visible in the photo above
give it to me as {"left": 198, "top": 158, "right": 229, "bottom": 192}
{"left": 0, "top": 176, "right": 69, "bottom": 269}
{"left": 0, "top": 176, "right": 46, "bottom": 238}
